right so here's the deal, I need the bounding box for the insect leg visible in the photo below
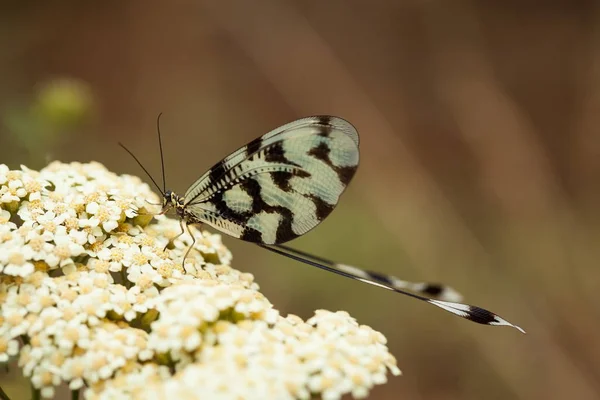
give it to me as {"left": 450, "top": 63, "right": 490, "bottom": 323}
{"left": 165, "top": 219, "right": 186, "bottom": 251}
{"left": 181, "top": 223, "right": 196, "bottom": 268}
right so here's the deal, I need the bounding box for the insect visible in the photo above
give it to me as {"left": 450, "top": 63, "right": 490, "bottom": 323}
{"left": 120, "top": 115, "right": 524, "bottom": 333}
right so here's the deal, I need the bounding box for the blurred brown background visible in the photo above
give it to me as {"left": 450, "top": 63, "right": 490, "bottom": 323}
{"left": 2, "top": 1, "right": 600, "bottom": 399}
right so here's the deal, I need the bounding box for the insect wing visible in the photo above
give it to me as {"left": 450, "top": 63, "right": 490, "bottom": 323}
{"left": 183, "top": 116, "right": 359, "bottom": 244}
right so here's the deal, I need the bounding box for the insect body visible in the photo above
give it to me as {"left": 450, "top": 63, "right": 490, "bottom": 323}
{"left": 120, "top": 115, "right": 524, "bottom": 333}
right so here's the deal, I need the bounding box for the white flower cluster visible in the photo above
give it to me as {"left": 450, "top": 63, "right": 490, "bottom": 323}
{"left": 0, "top": 162, "right": 234, "bottom": 282}
{"left": 0, "top": 270, "right": 154, "bottom": 398}
{"left": 86, "top": 309, "right": 401, "bottom": 400}
{"left": 147, "top": 280, "right": 277, "bottom": 361}
{"left": 0, "top": 162, "right": 400, "bottom": 399}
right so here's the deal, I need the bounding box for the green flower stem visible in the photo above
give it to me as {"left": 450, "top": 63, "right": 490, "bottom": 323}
{"left": 30, "top": 385, "right": 40, "bottom": 400}
{"left": 0, "top": 385, "right": 11, "bottom": 400}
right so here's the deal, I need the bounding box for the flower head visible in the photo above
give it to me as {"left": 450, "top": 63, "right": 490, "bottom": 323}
{"left": 0, "top": 162, "right": 399, "bottom": 399}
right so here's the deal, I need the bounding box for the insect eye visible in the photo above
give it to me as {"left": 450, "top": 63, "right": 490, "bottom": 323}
{"left": 161, "top": 191, "right": 170, "bottom": 206}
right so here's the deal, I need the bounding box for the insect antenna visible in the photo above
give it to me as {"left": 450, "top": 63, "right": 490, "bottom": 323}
{"left": 156, "top": 112, "right": 167, "bottom": 194}
{"left": 118, "top": 142, "right": 164, "bottom": 197}
{"left": 119, "top": 112, "right": 170, "bottom": 197}
{"left": 260, "top": 244, "right": 524, "bottom": 333}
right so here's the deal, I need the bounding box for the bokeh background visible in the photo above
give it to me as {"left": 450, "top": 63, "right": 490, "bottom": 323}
{"left": 2, "top": 1, "right": 600, "bottom": 399}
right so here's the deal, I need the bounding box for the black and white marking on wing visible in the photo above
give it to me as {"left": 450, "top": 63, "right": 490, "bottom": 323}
{"left": 182, "top": 116, "right": 359, "bottom": 245}
{"left": 273, "top": 244, "right": 463, "bottom": 302}
{"left": 261, "top": 244, "right": 524, "bottom": 332}
{"left": 428, "top": 300, "right": 525, "bottom": 332}
{"left": 120, "top": 115, "right": 524, "bottom": 333}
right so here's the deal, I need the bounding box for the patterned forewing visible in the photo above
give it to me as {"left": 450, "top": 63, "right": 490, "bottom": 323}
{"left": 183, "top": 116, "right": 359, "bottom": 244}
{"left": 183, "top": 116, "right": 358, "bottom": 205}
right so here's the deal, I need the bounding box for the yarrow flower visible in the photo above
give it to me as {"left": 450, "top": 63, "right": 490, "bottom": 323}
{"left": 0, "top": 162, "right": 400, "bottom": 399}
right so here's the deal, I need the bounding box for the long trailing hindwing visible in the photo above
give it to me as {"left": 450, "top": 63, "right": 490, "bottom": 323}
{"left": 182, "top": 116, "right": 359, "bottom": 244}
{"left": 271, "top": 244, "right": 464, "bottom": 302}
{"left": 263, "top": 244, "right": 525, "bottom": 332}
